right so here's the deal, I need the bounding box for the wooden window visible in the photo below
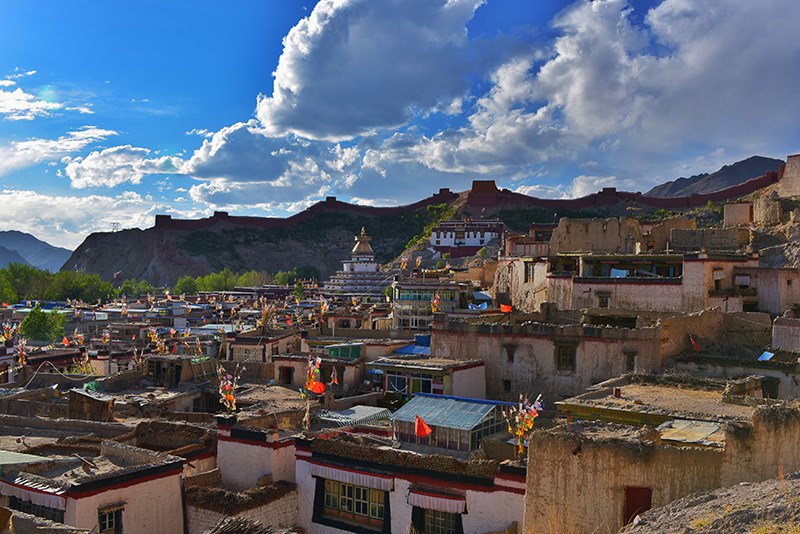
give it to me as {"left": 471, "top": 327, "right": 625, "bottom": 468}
{"left": 321, "top": 479, "right": 385, "bottom": 528}
{"left": 556, "top": 345, "right": 576, "bottom": 372}
{"left": 598, "top": 296, "right": 609, "bottom": 309}
{"left": 98, "top": 506, "right": 123, "bottom": 534}
{"left": 423, "top": 509, "right": 457, "bottom": 534}
{"left": 503, "top": 379, "right": 512, "bottom": 392}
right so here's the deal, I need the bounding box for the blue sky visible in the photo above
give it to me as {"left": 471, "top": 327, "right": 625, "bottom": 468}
{"left": 1, "top": 0, "right": 799, "bottom": 249}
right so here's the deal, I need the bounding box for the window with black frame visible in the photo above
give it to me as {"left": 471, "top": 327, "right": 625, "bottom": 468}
{"left": 411, "top": 506, "right": 464, "bottom": 534}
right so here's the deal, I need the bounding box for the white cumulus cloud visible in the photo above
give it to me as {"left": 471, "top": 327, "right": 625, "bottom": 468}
{"left": 256, "top": 0, "right": 484, "bottom": 141}
{"left": 64, "top": 145, "right": 182, "bottom": 189}
{"left": 0, "top": 86, "right": 63, "bottom": 120}
{"left": 0, "top": 127, "right": 117, "bottom": 176}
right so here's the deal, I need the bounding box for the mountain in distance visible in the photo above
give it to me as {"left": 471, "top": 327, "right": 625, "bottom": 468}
{"left": 0, "top": 245, "right": 30, "bottom": 269}
{"left": 645, "top": 156, "right": 785, "bottom": 198}
{"left": 0, "top": 231, "right": 72, "bottom": 272}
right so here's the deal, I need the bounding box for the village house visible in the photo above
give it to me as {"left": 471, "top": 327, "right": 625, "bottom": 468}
{"left": 391, "top": 279, "right": 472, "bottom": 330}
{"left": 273, "top": 351, "right": 364, "bottom": 396}
{"left": 0, "top": 440, "right": 185, "bottom": 534}
{"left": 429, "top": 218, "right": 504, "bottom": 258}
{"left": 430, "top": 314, "right": 665, "bottom": 402}
{"left": 366, "top": 349, "right": 486, "bottom": 399}
{"left": 503, "top": 223, "right": 557, "bottom": 258}
{"left": 223, "top": 328, "right": 298, "bottom": 364}
{"left": 295, "top": 398, "right": 526, "bottom": 533}
{"left": 524, "top": 374, "right": 800, "bottom": 533}
{"left": 496, "top": 251, "right": 764, "bottom": 314}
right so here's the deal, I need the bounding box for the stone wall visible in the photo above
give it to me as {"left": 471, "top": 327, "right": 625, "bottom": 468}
{"left": 644, "top": 217, "right": 696, "bottom": 251}
{"left": 549, "top": 217, "right": 642, "bottom": 254}
{"left": 493, "top": 258, "right": 547, "bottom": 313}
{"left": 671, "top": 228, "right": 749, "bottom": 252}
{"left": 0, "top": 413, "right": 129, "bottom": 438}
{"left": 776, "top": 154, "right": 800, "bottom": 197}
{"left": 186, "top": 486, "right": 298, "bottom": 534}
{"left": 431, "top": 320, "right": 661, "bottom": 401}
{"left": 525, "top": 409, "right": 800, "bottom": 534}
{"left": 723, "top": 202, "right": 753, "bottom": 227}
{"left": 753, "top": 194, "right": 784, "bottom": 226}
{"left": 524, "top": 427, "right": 724, "bottom": 534}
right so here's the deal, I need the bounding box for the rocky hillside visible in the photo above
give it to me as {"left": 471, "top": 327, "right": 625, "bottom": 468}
{"left": 63, "top": 203, "right": 456, "bottom": 286}
{"left": 63, "top": 154, "right": 788, "bottom": 286}
{"left": 646, "top": 156, "right": 784, "bottom": 198}
{"left": 621, "top": 471, "right": 800, "bottom": 533}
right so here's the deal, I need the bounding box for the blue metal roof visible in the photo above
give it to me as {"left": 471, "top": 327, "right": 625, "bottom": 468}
{"left": 392, "top": 345, "right": 431, "bottom": 356}
{"left": 392, "top": 395, "right": 496, "bottom": 431}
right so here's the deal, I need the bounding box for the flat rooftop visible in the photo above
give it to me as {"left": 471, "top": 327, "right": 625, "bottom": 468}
{"left": 558, "top": 377, "right": 753, "bottom": 423}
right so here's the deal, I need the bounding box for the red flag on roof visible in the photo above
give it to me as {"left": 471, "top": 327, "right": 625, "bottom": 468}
{"left": 500, "top": 304, "right": 513, "bottom": 313}
{"left": 62, "top": 336, "right": 69, "bottom": 346}
{"left": 415, "top": 415, "right": 432, "bottom": 438}
{"left": 690, "top": 335, "right": 700, "bottom": 352}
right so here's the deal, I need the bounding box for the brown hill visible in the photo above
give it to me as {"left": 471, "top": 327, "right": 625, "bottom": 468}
{"left": 62, "top": 161, "right": 787, "bottom": 286}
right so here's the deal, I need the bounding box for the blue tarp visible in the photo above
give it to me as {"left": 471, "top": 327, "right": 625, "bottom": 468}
{"left": 468, "top": 302, "right": 488, "bottom": 310}
{"left": 393, "top": 345, "right": 431, "bottom": 356}
{"left": 758, "top": 351, "right": 774, "bottom": 361}
{"left": 414, "top": 334, "right": 431, "bottom": 347}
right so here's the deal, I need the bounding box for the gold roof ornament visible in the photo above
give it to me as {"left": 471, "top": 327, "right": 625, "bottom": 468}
{"left": 352, "top": 227, "right": 374, "bottom": 255}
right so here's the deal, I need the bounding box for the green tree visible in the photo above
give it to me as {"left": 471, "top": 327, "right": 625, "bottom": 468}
{"left": 19, "top": 304, "right": 55, "bottom": 342}
{"left": 236, "top": 270, "right": 269, "bottom": 288}
{"left": 48, "top": 311, "right": 67, "bottom": 342}
{"left": 45, "top": 271, "right": 113, "bottom": 302}
{"left": 173, "top": 275, "right": 198, "bottom": 296}
{"left": 272, "top": 269, "right": 293, "bottom": 286}
{"left": 293, "top": 280, "right": 305, "bottom": 300}
{"left": 116, "top": 278, "right": 156, "bottom": 299}
{"left": 5, "top": 263, "right": 51, "bottom": 301}
{"left": 0, "top": 270, "right": 18, "bottom": 305}
{"left": 196, "top": 268, "right": 237, "bottom": 292}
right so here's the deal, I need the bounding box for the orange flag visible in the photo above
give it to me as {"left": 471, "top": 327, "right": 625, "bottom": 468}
{"left": 415, "top": 415, "right": 432, "bottom": 438}
{"left": 62, "top": 336, "right": 70, "bottom": 346}
{"left": 500, "top": 304, "right": 513, "bottom": 313}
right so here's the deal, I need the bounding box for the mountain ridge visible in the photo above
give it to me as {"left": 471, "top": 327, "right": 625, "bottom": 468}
{"left": 0, "top": 231, "right": 72, "bottom": 272}
{"left": 62, "top": 155, "right": 785, "bottom": 286}
{"left": 646, "top": 156, "right": 784, "bottom": 197}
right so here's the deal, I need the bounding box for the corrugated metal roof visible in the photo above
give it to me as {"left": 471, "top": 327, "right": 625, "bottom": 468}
{"left": 392, "top": 395, "right": 495, "bottom": 431}
{"left": 0, "top": 449, "right": 48, "bottom": 466}
{"left": 317, "top": 406, "right": 392, "bottom": 427}
{"left": 657, "top": 419, "right": 725, "bottom": 448}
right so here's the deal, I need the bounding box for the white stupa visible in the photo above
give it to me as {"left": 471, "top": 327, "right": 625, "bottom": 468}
{"left": 323, "top": 227, "right": 390, "bottom": 296}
